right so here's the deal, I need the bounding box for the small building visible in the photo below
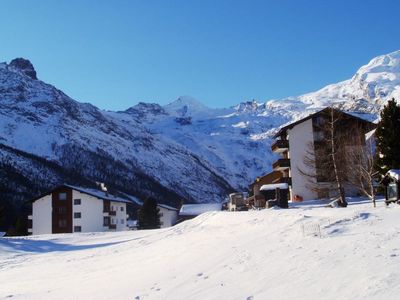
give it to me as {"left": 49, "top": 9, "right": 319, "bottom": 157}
{"left": 127, "top": 219, "right": 138, "bottom": 230}
{"left": 228, "top": 193, "right": 247, "bottom": 211}
{"left": 28, "top": 184, "right": 134, "bottom": 235}
{"left": 381, "top": 169, "right": 400, "bottom": 205}
{"left": 260, "top": 183, "right": 289, "bottom": 208}
{"left": 157, "top": 204, "right": 179, "bottom": 228}
{"left": 247, "top": 171, "right": 286, "bottom": 208}
{"left": 178, "top": 203, "right": 222, "bottom": 223}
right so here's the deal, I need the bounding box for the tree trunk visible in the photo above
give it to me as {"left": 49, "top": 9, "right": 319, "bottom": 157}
{"left": 330, "top": 109, "right": 347, "bottom": 207}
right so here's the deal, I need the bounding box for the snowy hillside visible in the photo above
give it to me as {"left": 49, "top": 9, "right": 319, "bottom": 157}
{"left": 1, "top": 51, "right": 400, "bottom": 206}
{"left": 298, "top": 50, "right": 400, "bottom": 110}
{"left": 1, "top": 199, "right": 400, "bottom": 299}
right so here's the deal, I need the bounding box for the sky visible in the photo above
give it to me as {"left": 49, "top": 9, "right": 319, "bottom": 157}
{"left": 1, "top": 0, "right": 400, "bottom": 111}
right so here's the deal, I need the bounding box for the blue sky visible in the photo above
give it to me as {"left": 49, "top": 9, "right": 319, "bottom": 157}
{"left": 1, "top": 0, "right": 400, "bottom": 110}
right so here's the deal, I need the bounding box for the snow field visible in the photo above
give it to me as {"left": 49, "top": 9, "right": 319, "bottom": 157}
{"left": 1, "top": 198, "right": 400, "bottom": 300}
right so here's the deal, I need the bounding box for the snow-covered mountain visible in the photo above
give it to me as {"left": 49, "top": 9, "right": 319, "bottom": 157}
{"left": 1, "top": 50, "right": 399, "bottom": 207}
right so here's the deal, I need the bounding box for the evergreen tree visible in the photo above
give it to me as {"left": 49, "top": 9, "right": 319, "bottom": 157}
{"left": 375, "top": 98, "right": 400, "bottom": 176}
{"left": 138, "top": 197, "right": 161, "bottom": 229}
{"left": 0, "top": 205, "right": 4, "bottom": 231}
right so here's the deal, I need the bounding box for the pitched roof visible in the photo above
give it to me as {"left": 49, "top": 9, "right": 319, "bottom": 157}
{"left": 31, "top": 184, "right": 137, "bottom": 204}
{"left": 64, "top": 184, "right": 133, "bottom": 204}
{"left": 274, "top": 107, "right": 375, "bottom": 138}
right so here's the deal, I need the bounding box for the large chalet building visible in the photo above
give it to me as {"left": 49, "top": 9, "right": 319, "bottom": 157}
{"left": 251, "top": 107, "right": 376, "bottom": 202}
{"left": 28, "top": 184, "right": 133, "bottom": 235}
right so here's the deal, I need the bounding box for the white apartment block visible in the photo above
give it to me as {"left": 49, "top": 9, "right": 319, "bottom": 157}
{"left": 28, "top": 184, "right": 132, "bottom": 235}
{"left": 270, "top": 107, "right": 376, "bottom": 201}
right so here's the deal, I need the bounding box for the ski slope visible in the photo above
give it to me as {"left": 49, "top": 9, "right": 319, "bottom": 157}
{"left": 1, "top": 198, "right": 400, "bottom": 300}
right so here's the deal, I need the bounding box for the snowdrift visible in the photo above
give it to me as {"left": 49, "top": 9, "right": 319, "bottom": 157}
{"left": 1, "top": 198, "right": 400, "bottom": 300}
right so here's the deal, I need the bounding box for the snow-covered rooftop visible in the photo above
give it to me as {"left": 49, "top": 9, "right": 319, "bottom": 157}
{"left": 179, "top": 203, "right": 222, "bottom": 216}
{"left": 64, "top": 184, "right": 134, "bottom": 204}
{"left": 260, "top": 183, "right": 289, "bottom": 191}
{"left": 157, "top": 203, "right": 179, "bottom": 211}
{"left": 387, "top": 169, "right": 400, "bottom": 181}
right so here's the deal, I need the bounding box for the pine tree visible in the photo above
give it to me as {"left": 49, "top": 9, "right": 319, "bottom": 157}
{"left": 0, "top": 205, "right": 4, "bottom": 231}
{"left": 138, "top": 197, "right": 161, "bottom": 229}
{"left": 375, "top": 98, "right": 400, "bottom": 176}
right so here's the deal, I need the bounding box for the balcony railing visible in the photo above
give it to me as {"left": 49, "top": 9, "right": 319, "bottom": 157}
{"left": 271, "top": 140, "right": 289, "bottom": 153}
{"left": 273, "top": 158, "right": 290, "bottom": 170}
{"left": 109, "top": 224, "right": 116, "bottom": 230}
{"left": 278, "top": 177, "right": 292, "bottom": 185}
{"left": 109, "top": 210, "right": 116, "bottom": 216}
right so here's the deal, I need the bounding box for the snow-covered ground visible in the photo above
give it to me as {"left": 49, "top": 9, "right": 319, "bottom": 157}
{"left": 1, "top": 198, "right": 400, "bottom": 300}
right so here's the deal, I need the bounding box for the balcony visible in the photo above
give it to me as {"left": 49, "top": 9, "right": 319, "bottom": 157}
{"left": 278, "top": 177, "right": 292, "bottom": 185}
{"left": 273, "top": 158, "right": 290, "bottom": 171}
{"left": 271, "top": 140, "right": 289, "bottom": 153}
{"left": 109, "top": 224, "right": 116, "bottom": 230}
{"left": 109, "top": 210, "right": 116, "bottom": 216}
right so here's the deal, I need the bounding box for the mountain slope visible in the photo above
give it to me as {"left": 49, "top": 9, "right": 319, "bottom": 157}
{"left": 0, "top": 59, "right": 233, "bottom": 210}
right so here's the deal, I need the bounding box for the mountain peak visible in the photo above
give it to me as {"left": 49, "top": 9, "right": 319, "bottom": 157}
{"left": 9, "top": 58, "right": 37, "bottom": 80}
{"left": 164, "top": 96, "right": 211, "bottom": 117}
{"left": 168, "top": 96, "right": 207, "bottom": 108}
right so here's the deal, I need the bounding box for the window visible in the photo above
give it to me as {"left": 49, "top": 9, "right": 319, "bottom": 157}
{"left": 74, "top": 226, "right": 81, "bottom": 232}
{"left": 59, "top": 192, "right": 67, "bottom": 201}
{"left": 59, "top": 219, "right": 67, "bottom": 228}
{"left": 313, "top": 131, "right": 325, "bottom": 142}
{"left": 58, "top": 206, "right": 67, "bottom": 214}
{"left": 159, "top": 212, "right": 163, "bottom": 217}
{"left": 317, "top": 189, "right": 330, "bottom": 199}
{"left": 74, "top": 199, "right": 81, "bottom": 205}
{"left": 74, "top": 212, "right": 81, "bottom": 219}
{"left": 103, "top": 217, "right": 110, "bottom": 226}
{"left": 120, "top": 206, "right": 124, "bottom": 212}
{"left": 121, "top": 219, "right": 124, "bottom": 224}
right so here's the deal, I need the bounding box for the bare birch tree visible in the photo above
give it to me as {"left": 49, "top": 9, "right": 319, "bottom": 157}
{"left": 298, "top": 107, "right": 376, "bottom": 207}
{"left": 345, "top": 128, "right": 378, "bottom": 207}
{"left": 298, "top": 108, "right": 351, "bottom": 207}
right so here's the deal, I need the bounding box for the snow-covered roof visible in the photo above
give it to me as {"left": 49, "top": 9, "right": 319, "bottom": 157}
{"left": 157, "top": 203, "right": 179, "bottom": 211}
{"left": 387, "top": 169, "right": 400, "bottom": 181}
{"left": 179, "top": 203, "right": 222, "bottom": 216}
{"left": 64, "top": 185, "right": 135, "bottom": 204}
{"left": 31, "top": 184, "right": 137, "bottom": 204}
{"left": 260, "top": 183, "right": 289, "bottom": 191}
